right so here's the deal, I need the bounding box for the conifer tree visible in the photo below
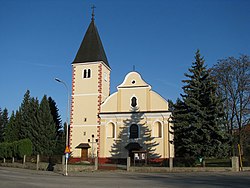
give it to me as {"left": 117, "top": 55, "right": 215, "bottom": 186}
{"left": 0, "top": 108, "right": 3, "bottom": 142}
{"left": 2, "top": 108, "right": 8, "bottom": 129}
{"left": 19, "top": 90, "right": 32, "bottom": 139}
{"left": 48, "top": 97, "right": 65, "bottom": 154}
{"left": 48, "top": 97, "right": 62, "bottom": 136}
{"left": 36, "top": 95, "right": 56, "bottom": 155}
{"left": 26, "top": 97, "right": 40, "bottom": 154}
{"left": 4, "top": 111, "right": 20, "bottom": 142}
{"left": 172, "top": 50, "right": 230, "bottom": 160}
{"left": 0, "top": 108, "right": 8, "bottom": 142}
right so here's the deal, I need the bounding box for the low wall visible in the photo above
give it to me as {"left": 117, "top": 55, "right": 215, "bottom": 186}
{"left": 129, "top": 166, "right": 233, "bottom": 173}
{"left": 0, "top": 162, "right": 94, "bottom": 172}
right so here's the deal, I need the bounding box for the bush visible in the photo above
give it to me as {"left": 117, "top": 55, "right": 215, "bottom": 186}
{"left": 17, "top": 139, "right": 32, "bottom": 158}
{"left": 0, "top": 142, "right": 12, "bottom": 158}
{"left": 174, "top": 157, "right": 197, "bottom": 167}
{"left": 0, "top": 139, "right": 32, "bottom": 159}
{"left": 0, "top": 143, "right": 7, "bottom": 158}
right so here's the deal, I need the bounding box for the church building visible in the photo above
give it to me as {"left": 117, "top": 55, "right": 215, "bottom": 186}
{"left": 69, "top": 11, "right": 174, "bottom": 163}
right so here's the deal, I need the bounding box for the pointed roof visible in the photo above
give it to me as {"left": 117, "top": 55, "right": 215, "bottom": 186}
{"left": 72, "top": 19, "right": 110, "bottom": 68}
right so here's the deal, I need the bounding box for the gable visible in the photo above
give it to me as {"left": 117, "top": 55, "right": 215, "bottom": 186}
{"left": 100, "top": 72, "right": 168, "bottom": 113}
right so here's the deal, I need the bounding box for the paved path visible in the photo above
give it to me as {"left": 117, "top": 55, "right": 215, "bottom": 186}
{"left": 0, "top": 167, "right": 250, "bottom": 188}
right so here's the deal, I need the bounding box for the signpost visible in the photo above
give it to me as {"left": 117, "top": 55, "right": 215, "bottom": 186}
{"left": 64, "top": 146, "right": 70, "bottom": 176}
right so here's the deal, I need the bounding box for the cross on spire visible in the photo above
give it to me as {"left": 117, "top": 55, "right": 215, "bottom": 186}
{"left": 91, "top": 5, "right": 96, "bottom": 21}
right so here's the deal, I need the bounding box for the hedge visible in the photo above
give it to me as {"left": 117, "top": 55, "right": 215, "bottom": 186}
{"left": 0, "top": 139, "right": 32, "bottom": 159}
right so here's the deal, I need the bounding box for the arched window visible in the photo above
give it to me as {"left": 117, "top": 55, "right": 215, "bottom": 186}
{"left": 87, "top": 69, "right": 91, "bottom": 78}
{"left": 107, "top": 122, "right": 115, "bottom": 138}
{"left": 153, "top": 121, "right": 162, "bottom": 138}
{"left": 131, "top": 97, "right": 137, "bottom": 107}
{"left": 83, "top": 69, "right": 91, "bottom": 78}
{"left": 83, "top": 69, "right": 87, "bottom": 78}
{"left": 129, "top": 124, "right": 139, "bottom": 139}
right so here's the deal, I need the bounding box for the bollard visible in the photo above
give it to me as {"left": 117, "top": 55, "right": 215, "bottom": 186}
{"left": 127, "top": 157, "right": 131, "bottom": 172}
{"left": 36, "top": 154, "right": 40, "bottom": 170}
{"left": 231, "top": 156, "right": 239, "bottom": 172}
{"left": 169, "top": 157, "right": 173, "bottom": 171}
{"left": 94, "top": 157, "right": 98, "bottom": 171}
{"left": 23, "top": 155, "right": 26, "bottom": 164}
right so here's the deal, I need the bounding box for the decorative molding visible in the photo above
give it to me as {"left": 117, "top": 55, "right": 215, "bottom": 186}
{"left": 97, "top": 63, "right": 103, "bottom": 156}
{"left": 69, "top": 66, "right": 76, "bottom": 148}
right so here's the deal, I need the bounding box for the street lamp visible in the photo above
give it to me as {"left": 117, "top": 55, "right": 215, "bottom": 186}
{"left": 55, "top": 78, "right": 70, "bottom": 176}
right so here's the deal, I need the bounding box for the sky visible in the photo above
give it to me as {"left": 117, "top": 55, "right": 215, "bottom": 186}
{"left": 0, "top": 0, "right": 250, "bottom": 123}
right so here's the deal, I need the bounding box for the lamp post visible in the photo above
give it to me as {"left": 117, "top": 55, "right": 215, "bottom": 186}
{"left": 55, "top": 78, "right": 70, "bottom": 176}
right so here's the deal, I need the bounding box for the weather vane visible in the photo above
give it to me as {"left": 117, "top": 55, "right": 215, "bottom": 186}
{"left": 91, "top": 5, "right": 96, "bottom": 21}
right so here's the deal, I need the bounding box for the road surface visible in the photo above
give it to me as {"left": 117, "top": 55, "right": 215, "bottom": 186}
{"left": 0, "top": 167, "right": 250, "bottom": 188}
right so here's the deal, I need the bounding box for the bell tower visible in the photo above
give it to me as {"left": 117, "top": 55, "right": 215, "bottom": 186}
{"left": 70, "top": 8, "right": 111, "bottom": 158}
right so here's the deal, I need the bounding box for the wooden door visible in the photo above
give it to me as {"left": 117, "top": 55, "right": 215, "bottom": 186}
{"left": 81, "top": 148, "right": 88, "bottom": 161}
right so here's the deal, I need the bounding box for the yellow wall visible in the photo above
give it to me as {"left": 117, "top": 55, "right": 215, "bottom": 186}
{"left": 99, "top": 72, "right": 173, "bottom": 159}
{"left": 70, "top": 61, "right": 110, "bottom": 157}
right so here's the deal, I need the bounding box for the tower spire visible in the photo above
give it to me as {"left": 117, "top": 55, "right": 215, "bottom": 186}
{"left": 91, "top": 5, "right": 96, "bottom": 21}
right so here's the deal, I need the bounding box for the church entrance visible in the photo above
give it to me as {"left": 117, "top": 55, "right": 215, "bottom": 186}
{"left": 125, "top": 142, "right": 142, "bottom": 159}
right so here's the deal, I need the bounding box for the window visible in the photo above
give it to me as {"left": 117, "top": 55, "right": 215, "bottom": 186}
{"left": 107, "top": 122, "right": 115, "bottom": 138}
{"left": 129, "top": 124, "right": 139, "bottom": 139}
{"left": 104, "top": 72, "right": 108, "bottom": 82}
{"left": 83, "top": 69, "right": 91, "bottom": 78}
{"left": 131, "top": 97, "right": 137, "bottom": 107}
{"left": 153, "top": 121, "right": 162, "bottom": 138}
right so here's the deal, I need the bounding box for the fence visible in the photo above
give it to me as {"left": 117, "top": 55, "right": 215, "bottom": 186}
{"left": 0, "top": 155, "right": 94, "bottom": 172}
{"left": 1, "top": 155, "right": 249, "bottom": 173}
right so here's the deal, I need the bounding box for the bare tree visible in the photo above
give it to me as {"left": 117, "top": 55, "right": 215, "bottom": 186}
{"left": 211, "top": 55, "right": 250, "bottom": 148}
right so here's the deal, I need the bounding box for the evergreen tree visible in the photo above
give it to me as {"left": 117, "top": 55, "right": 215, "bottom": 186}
{"left": 4, "top": 111, "right": 20, "bottom": 142}
{"left": 26, "top": 97, "right": 40, "bottom": 154}
{"left": 54, "top": 122, "right": 66, "bottom": 155}
{"left": 48, "top": 97, "right": 65, "bottom": 154}
{"left": 2, "top": 108, "right": 8, "bottom": 129}
{"left": 0, "top": 108, "right": 9, "bottom": 142}
{"left": 36, "top": 95, "right": 56, "bottom": 155}
{"left": 19, "top": 90, "right": 32, "bottom": 139}
{"left": 172, "top": 98, "right": 197, "bottom": 158}
{"left": 48, "top": 97, "right": 62, "bottom": 136}
{"left": 0, "top": 108, "right": 3, "bottom": 142}
{"left": 172, "top": 50, "right": 230, "bottom": 160}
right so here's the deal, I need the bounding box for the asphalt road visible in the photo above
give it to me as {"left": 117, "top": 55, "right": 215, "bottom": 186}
{"left": 1, "top": 167, "right": 250, "bottom": 188}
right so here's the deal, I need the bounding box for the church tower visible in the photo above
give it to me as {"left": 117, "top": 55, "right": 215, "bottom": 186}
{"left": 70, "top": 9, "right": 111, "bottom": 158}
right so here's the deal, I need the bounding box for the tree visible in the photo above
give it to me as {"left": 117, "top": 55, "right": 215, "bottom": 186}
{"left": 0, "top": 108, "right": 3, "bottom": 142}
{"left": 211, "top": 55, "right": 250, "bottom": 149}
{"left": 19, "top": 90, "right": 32, "bottom": 139}
{"left": 0, "top": 108, "right": 8, "bottom": 142}
{"left": 48, "top": 97, "right": 62, "bottom": 135}
{"left": 172, "top": 50, "right": 230, "bottom": 161}
{"left": 167, "top": 99, "right": 174, "bottom": 112}
{"left": 4, "top": 111, "right": 20, "bottom": 142}
{"left": 48, "top": 97, "right": 65, "bottom": 154}
{"left": 35, "top": 95, "right": 56, "bottom": 155}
